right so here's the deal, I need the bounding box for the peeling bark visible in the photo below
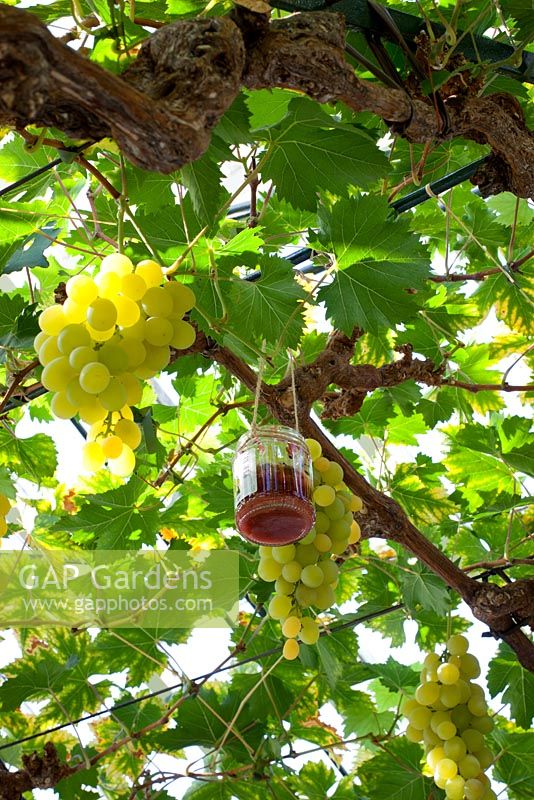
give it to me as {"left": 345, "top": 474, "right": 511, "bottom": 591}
{"left": 0, "top": 5, "right": 533, "bottom": 196}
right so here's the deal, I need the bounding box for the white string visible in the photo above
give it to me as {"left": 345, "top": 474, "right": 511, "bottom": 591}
{"left": 289, "top": 351, "right": 299, "bottom": 433}
{"left": 251, "top": 343, "right": 266, "bottom": 433}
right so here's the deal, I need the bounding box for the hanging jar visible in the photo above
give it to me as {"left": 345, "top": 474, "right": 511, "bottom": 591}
{"left": 232, "top": 425, "right": 315, "bottom": 546}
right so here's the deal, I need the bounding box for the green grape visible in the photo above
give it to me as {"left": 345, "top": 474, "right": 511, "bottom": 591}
{"left": 79, "top": 401, "right": 107, "bottom": 424}
{"left": 348, "top": 521, "right": 361, "bottom": 544}
{"left": 95, "top": 270, "right": 121, "bottom": 298}
{"left": 349, "top": 494, "right": 363, "bottom": 512}
{"left": 451, "top": 705, "right": 473, "bottom": 732}
{"left": 424, "top": 728, "right": 441, "bottom": 749}
{"left": 143, "top": 344, "right": 170, "bottom": 372}
{"left": 41, "top": 357, "right": 75, "bottom": 392}
{"left": 441, "top": 684, "right": 461, "bottom": 708}
{"left": 485, "top": 791, "right": 498, "bottom": 800}
{"left": 39, "top": 336, "right": 62, "bottom": 365}
{"left": 458, "top": 755, "right": 481, "bottom": 779}
{"left": 322, "top": 462, "right": 344, "bottom": 486}
{"left": 295, "top": 543, "right": 319, "bottom": 566}
{"left": 328, "top": 518, "right": 351, "bottom": 540}
{"left": 69, "top": 345, "right": 95, "bottom": 372}
{"left": 98, "top": 342, "right": 126, "bottom": 372}
{"left": 66, "top": 379, "right": 93, "bottom": 407}
{"left": 66, "top": 274, "right": 98, "bottom": 306}
{"left": 300, "top": 565, "right": 324, "bottom": 588}
{"left": 318, "top": 560, "right": 339, "bottom": 584}
{"left": 409, "top": 706, "right": 432, "bottom": 731}
{"left": 426, "top": 746, "right": 446, "bottom": 771}
{"left": 405, "top": 725, "right": 423, "bottom": 743}
{"left": 108, "top": 443, "right": 136, "bottom": 477}
{"left": 330, "top": 538, "right": 348, "bottom": 556}
{"left": 99, "top": 378, "right": 127, "bottom": 412}
{"left": 314, "top": 511, "right": 330, "bottom": 535}
{"left": 324, "top": 498, "right": 345, "bottom": 521}
{"left": 314, "top": 584, "right": 335, "bottom": 610}
{"left": 467, "top": 697, "right": 487, "bottom": 717}
{"left": 50, "top": 392, "right": 77, "bottom": 420}
{"left": 438, "top": 663, "right": 460, "bottom": 685}
{"left": 444, "top": 775, "right": 465, "bottom": 800}
{"left": 115, "top": 296, "right": 141, "bottom": 328}
{"left": 469, "top": 684, "right": 484, "bottom": 700}
{"left": 258, "top": 558, "right": 282, "bottom": 582}
{"left": 136, "top": 259, "right": 164, "bottom": 287}
{"left": 314, "top": 533, "right": 332, "bottom": 553}
{"left": 142, "top": 286, "right": 174, "bottom": 317}
{"left": 434, "top": 775, "right": 448, "bottom": 791}
{"left": 120, "top": 338, "right": 146, "bottom": 369}
{"left": 82, "top": 441, "right": 106, "bottom": 471}
{"left": 144, "top": 316, "right": 173, "bottom": 346}
{"left": 259, "top": 546, "right": 272, "bottom": 558}
{"left": 476, "top": 747, "right": 493, "bottom": 769}
{"left": 464, "top": 778, "right": 485, "bottom": 800}
{"left": 121, "top": 273, "right": 147, "bottom": 300}
{"left": 313, "top": 485, "right": 336, "bottom": 507}
{"left": 79, "top": 362, "right": 111, "bottom": 394}
{"left": 294, "top": 584, "right": 317, "bottom": 607}
{"left": 282, "top": 638, "right": 300, "bottom": 660}
{"left": 274, "top": 577, "right": 295, "bottom": 596}
{"left": 437, "top": 721, "right": 457, "bottom": 740}
{"left": 122, "top": 317, "right": 146, "bottom": 340}
{"left": 63, "top": 299, "right": 87, "bottom": 324}
{"left": 462, "top": 728, "right": 484, "bottom": 753}
{"left": 87, "top": 298, "right": 117, "bottom": 331}
{"left": 430, "top": 711, "right": 451, "bottom": 734}
{"left": 119, "top": 374, "right": 143, "bottom": 406}
{"left": 456, "top": 679, "right": 471, "bottom": 704}
{"left": 416, "top": 682, "right": 440, "bottom": 706}
{"left": 282, "top": 616, "right": 301, "bottom": 638}
{"left": 87, "top": 325, "right": 115, "bottom": 342}
{"left": 166, "top": 281, "right": 196, "bottom": 315}
{"left": 268, "top": 594, "right": 292, "bottom": 620}
{"left": 447, "top": 634, "right": 469, "bottom": 656}
{"left": 424, "top": 653, "right": 441, "bottom": 670}
{"left": 57, "top": 324, "right": 91, "bottom": 355}
{"left": 39, "top": 305, "right": 67, "bottom": 336}
{"left": 114, "top": 418, "right": 142, "bottom": 450}
{"left": 305, "top": 438, "right": 322, "bottom": 461}
{"left": 272, "top": 544, "right": 296, "bottom": 564}
{"left": 470, "top": 715, "right": 493, "bottom": 734}
{"left": 460, "top": 654, "right": 481, "bottom": 679}
{"left": 100, "top": 253, "right": 134, "bottom": 276}
{"left": 282, "top": 561, "right": 302, "bottom": 583}
{"left": 435, "top": 758, "right": 458, "bottom": 781}
{"left": 299, "top": 617, "right": 320, "bottom": 644}
{"left": 171, "top": 320, "right": 196, "bottom": 349}
{"left": 102, "top": 436, "right": 123, "bottom": 459}
{"left": 34, "top": 330, "right": 48, "bottom": 351}
{"left": 401, "top": 697, "right": 419, "bottom": 715}
{"left": 444, "top": 736, "right": 467, "bottom": 761}
{"left": 300, "top": 528, "right": 317, "bottom": 545}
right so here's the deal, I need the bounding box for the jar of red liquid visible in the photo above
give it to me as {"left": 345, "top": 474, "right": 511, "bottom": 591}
{"left": 232, "top": 425, "right": 315, "bottom": 546}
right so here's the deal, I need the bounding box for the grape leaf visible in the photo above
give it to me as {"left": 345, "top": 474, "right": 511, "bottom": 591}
{"left": 0, "top": 431, "right": 57, "bottom": 485}
{"left": 492, "top": 729, "right": 534, "bottom": 799}
{"left": 358, "top": 738, "right": 435, "bottom": 800}
{"left": 487, "top": 644, "right": 534, "bottom": 729}
{"left": 401, "top": 563, "right": 450, "bottom": 616}
{"left": 367, "top": 657, "right": 420, "bottom": 694}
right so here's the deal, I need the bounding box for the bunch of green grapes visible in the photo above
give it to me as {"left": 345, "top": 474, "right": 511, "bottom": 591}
{"left": 34, "top": 253, "right": 196, "bottom": 476}
{"left": 403, "top": 635, "right": 496, "bottom": 800}
{"left": 258, "top": 437, "right": 363, "bottom": 660}
{"left": 0, "top": 493, "right": 11, "bottom": 537}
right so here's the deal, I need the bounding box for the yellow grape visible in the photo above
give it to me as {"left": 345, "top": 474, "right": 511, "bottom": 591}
{"left": 86, "top": 325, "right": 115, "bottom": 342}
{"left": 99, "top": 378, "right": 127, "bottom": 411}
{"left": 460, "top": 654, "right": 481, "bottom": 679}
{"left": 300, "top": 565, "right": 324, "bottom": 588}
{"left": 0, "top": 494, "right": 11, "bottom": 516}
{"left": 87, "top": 298, "right": 117, "bottom": 331}
{"left": 98, "top": 343, "right": 125, "bottom": 373}
{"left": 409, "top": 706, "right": 432, "bottom": 730}
{"left": 39, "top": 337, "right": 62, "bottom": 365}
{"left": 114, "top": 418, "right": 142, "bottom": 450}
{"left": 268, "top": 594, "right": 292, "bottom": 620}
{"left": 166, "top": 281, "right": 196, "bottom": 314}
{"left": 464, "top": 778, "right": 485, "bottom": 800}
{"left": 171, "top": 320, "right": 196, "bottom": 350}
{"left": 281, "top": 560, "right": 302, "bottom": 582}
{"left": 437, "top": 721, "right": 457, "bottom": 740}
{"left": 79, "top": 362, "right": 111, "bottom": 394}
{"left": 108, "top": 444, "right": 136, "bottom": 477}
{"left": 458, "top": 755, "right": 481, "bottom": 779}
{"left": 447, "top": 634, "right": 469, "bottom": 656}
{"left": 258, "top": 558, "right": 282, "bottom": 582}
{"left": 143, "top": 344, "right": 170, "bottom": 372}
{"left": 349, "top": 494, "right": 363, "bottom": 512}
{"left": 435, "top": 758, "right": 458, "bottom": 781}
{"left": 50, "top": 392, "right": 77, "bottom": 420}
{"left": 115, "top": 296, "right": 141, "bottom": 328}
{"left": 415, "top": 681, "right": 440, "bottom": 706}
{"left": 272, "top": 544, "right": 296, "bottom": 564}
{"left": 305, "top": 438, "right": 322, "bottom": 461}
{"left": 119, "top": 374, "right": 143, "bottom": 406}
{"left": 136, "top": 259, "right": 163, "bottom": 287}
{"left": 405, "top": 724, "right": 423, "bottom": 743}
{"left": 41, "top": 357, "right": 75, "bottom": 392}
{"left": 443, "top": 736, "right": 466, "bottom": 761}
{"left": 427, "top": 746, "right": 446, "bottom": 771}
{"left": 313, "top": 485, "right": 335, "bottom": 507}
{"left": 66, "top": 274, "right": 98, "bottom": 305}
{"left": 283, "top": 638, "right": 300, "bottom": 660}
{"left": 318, "top": 559, "right": 338, "bottom": 584}
{"left": 121, "top": 273, "right": 147, "bottom": 300}
{"left": 314, "top": 584, "right": 335, "bottom": 610}
{"left": 282, "top": 616, "right": 301, "bottom": 638}
{"left": 120, "top": 339, "right": 147, "bottom": 370}
{"left": 39, "top": 305, "right": 67, "bottom": 336}
{"left": 444, "top": 776, "right": 465, "bottom": 800}
{"left": 69, "top": 345, "right": 95, "bottom": 372}
{"left": 100, "top": 253, "right": 133, "bottom": 276}
{"left": 274, "top": 577, "right": 295, "bottom": 595}
{"left": 314, "top": 457, "right": 330, "bottom": 472}
{"left": 63, "top": 299, "right": 87, "bottom": 323}
{"left": 437, "top": 663, "right": 460, "bottom": 685}
{"left": 314, "top": 533, "right": 332, "bottom": 552}
{"left": 82, "top": 441, "right": 106, "bottom": 471}
{"left": 142, "top": 286, "right": 173, "bottom": 317}
{"left": 299, "top": 617, "right": 320, "bottom": 645}
{"left": 102, "top": 436, "right": 123, "bottom": 459}
{"left": 78, "top": 401, "right": 107, "bottom": 424}
{"left": 95, "top": 270, "right": 121, "bottom": 298}
{"left": 348, "top": 520, "right": 361, "bottom": 544}
{"left": 322, "top": 462, "right": 343, "bottom": 485}
{"left": 145, "top": 317, "right": 173, "bottom": 346}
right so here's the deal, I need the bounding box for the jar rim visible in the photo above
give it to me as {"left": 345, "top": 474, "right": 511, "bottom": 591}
{"left": 234, "top": 425, "right": 307, "bottom": 452}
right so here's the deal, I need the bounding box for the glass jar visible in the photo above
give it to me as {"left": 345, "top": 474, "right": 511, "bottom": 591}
{"left": 232, "top": 425, "right": 315, "bottom": 546}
